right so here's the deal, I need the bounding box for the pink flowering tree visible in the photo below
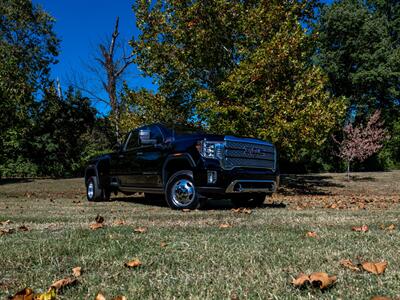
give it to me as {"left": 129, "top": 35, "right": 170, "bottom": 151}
{"left": 334, "top": 110, "right": 389, "bottom": 180}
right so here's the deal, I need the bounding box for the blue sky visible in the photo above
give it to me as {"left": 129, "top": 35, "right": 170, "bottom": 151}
{"left": 33, "top": 0, "right": 333, "bottom": 111}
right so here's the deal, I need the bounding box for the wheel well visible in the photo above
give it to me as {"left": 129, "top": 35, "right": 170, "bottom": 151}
{"left": 163, "top": 158, "right": 194, "bottom": 186}
{"left": 85, "top": 168, "right": 96, "bottom": 184}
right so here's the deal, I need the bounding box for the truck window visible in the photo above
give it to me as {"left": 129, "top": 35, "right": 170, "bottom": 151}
{"left": 125, "top": 130, "right": 140, "bottom": 150}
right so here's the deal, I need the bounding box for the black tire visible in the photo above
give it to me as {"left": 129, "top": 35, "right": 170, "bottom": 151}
{"left": 165, "top": 170, "right": 200, "bottom": 210}
{"left": 86, "top": 176, "right": 110, "bottom": 202}
{"left": 231, "top": 193, "right": 267, "bottom": 208}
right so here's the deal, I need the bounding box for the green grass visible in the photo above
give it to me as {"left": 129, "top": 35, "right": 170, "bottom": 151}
{"left": 1, "top": 174, "right": 400, "bottom": 299}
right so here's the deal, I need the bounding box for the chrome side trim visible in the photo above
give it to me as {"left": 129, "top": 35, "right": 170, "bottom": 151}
{"left": 225, "top": 180, "right": 276, "bottom": 193}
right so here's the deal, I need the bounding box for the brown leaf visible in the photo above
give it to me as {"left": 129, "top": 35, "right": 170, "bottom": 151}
{"left": 160, "top": 242, "right": 168, "bottom": 248}
{"left": 352, "top": 225, "right": 369, "bottom": 232}
{"left": 10, "top": 288, "right": 34, "bottom": 300}
{"left": 242, "top": 208, "right": 252, "bottom": 214}
{"left": 89, "top": 223, "right": 104, "bottom": 230}
{"left": 51, "top": 277, "right": 77, "bottom": 290}
{"left": 0, "top": 228, "right": 15, "bottom": 235}
{"left": 292, "top": 273, "right": 310, "bottom": 287}
{"left": 133, "top": 227, "right": 147, "bottom": 233}
{"left": 370, "top": 296, "right": 392, "bottom": 300}
{"left": 18, "top": 225, "right": 29, "bottom": 232}
{"left": 0, "top": 220, "right": 12, "bottom": 225}
{"left": 113, "top": 220, "right": 126, "bottom": 226}
{"left": 219, "top": 223, "right": 232, "bottom": 229}
{"left": 124, "top": 259, "right": 142, "bottom": 268}
{"left": 231, "top": 208, "right": 241, "bottom": 213}
{"left": 72, "top": 266, "right": 82, "bottom": 277}
{"left": 95, "top": 293, "right": 106, "bottom": 300}
{"left": 380, "top": 224, "right": 396, "bottom": 231}
{"left": 361, "top": 261, "right": 388, "bottom": 275}
{"left": 95, "top": 215, "right": 104, "bottom": 224}
{"left": 340, "top": 259, "right": 360, "bottom": 272}
{"left": 309, "top": 272, "right": 337, "bottom": 289}
{"left": 306, "top": 231, "right": 317, "bottom": 238}
{"left": 182, "top": 208, "right": 191, "bottom": 212}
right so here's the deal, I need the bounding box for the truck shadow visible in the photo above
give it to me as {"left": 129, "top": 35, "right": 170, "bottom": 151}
{"left": 279, "top": 174, "right": 344, "bottom": 196}
{"left": 113, "top": 195, "right": 286, "bottom": 210}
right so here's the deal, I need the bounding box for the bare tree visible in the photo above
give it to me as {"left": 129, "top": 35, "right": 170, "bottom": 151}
{"left": 73, "top": 17, "right": 134, "bottom": 142}
{"left": 333, "top": 110, "right": 389, "bottom": 180}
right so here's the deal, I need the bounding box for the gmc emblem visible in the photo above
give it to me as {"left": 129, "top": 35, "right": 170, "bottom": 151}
{"left": 244, "top": 147, "right": 264, "bottom": 156}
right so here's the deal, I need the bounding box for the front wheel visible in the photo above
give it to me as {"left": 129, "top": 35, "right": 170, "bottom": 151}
{"left": 165, "top": 170, "right": 200, "bottom": 210}
{"left": 231, "top": 193, "right": 267, "bottom": 208}
{"left": 86, "top": 176, "right": 110, "bottom": 202}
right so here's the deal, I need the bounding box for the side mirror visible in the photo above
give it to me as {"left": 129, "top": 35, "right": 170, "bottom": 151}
{"left": 139, "top": 129, "right": 157, "bottom": 145}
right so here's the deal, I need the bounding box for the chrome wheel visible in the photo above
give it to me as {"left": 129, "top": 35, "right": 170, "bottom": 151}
{"left": 171, "top": 179, "right": 195, "bottom": 206}
{"left": 87, "top": 181, "right": 94, "bottom": 199}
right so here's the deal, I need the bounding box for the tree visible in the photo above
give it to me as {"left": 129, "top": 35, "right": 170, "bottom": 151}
{"left": 0, "top": 0, "right": 59, "bottom": 176}
{"left": 334, "top": 110, "right": 388, "bottom": 180}
{"left": 132, "top": 0, "right": 346, "bottom": 159}
{"left": 317, "top": 0, "right": 400, "bottom": 165}
{"left": 77, "top": 17, "right": 134, "bottom": 143}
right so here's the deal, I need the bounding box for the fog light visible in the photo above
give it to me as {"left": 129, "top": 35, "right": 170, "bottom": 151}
{"left": 207, "top": 170, "right": 217, "bottom": 184}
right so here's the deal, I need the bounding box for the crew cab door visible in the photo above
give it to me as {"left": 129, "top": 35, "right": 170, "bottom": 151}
{"left": 136, "top": 125, "right": 166, "bottom": 188}
{"left": 116, "top": 129, "right": 142, "bottom": 186}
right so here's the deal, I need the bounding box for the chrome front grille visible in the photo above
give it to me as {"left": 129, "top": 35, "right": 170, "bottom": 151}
{"left": 221, "top": 136, "right": 276, "bottom": 170}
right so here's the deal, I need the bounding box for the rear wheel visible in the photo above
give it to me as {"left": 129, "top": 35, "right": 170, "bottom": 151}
{"left": 165, "top": 170, "right": 200, "bottom": 209}
{"left": 231, "top": 193, "right": 267, "bottom": 207}
{"left": 86, "top": 176, "right": 110, "bottom": 202}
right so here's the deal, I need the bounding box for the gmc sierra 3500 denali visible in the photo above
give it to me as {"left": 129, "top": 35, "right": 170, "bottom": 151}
{"left": 85, "top": 123, "right": 279, "bottom": 209}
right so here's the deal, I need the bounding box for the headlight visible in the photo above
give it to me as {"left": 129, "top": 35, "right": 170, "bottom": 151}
{"left": 198, "top": 140, "right": 224, "bottom": 159}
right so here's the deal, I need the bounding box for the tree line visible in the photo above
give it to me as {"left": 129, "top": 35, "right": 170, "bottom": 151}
{"left": 0, "top": 0, "right": 399, "bottom": 177}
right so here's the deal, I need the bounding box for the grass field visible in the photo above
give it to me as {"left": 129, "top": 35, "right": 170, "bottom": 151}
{"left": 1, "top": 171, "right": 400, "bottom": 299}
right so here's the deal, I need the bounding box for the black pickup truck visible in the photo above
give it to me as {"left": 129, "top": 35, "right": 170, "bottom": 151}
{"left": 85, "top": 123, "right": 279, "bottom": 209}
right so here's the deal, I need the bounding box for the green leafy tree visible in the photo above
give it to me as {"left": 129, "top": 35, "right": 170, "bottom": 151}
{"left": 132, "top": 0, "right": 346, "bottom": 159}
{"left": 0, "top": 0, "right": 59, "bottom": 176}
{"left": 28, "top": 86, "right": 97, "bottom": 177}
{"left": 317, "top": 0, "right": 400, "bottom": 166}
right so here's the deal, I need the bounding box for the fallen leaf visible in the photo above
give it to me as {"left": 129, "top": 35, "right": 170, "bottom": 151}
{"left": 124, "top": 259, "right": 142, "bottom": 268}
{"left": 219, "top": 223, "right": 232, "bottom": 229}
{"left": 0, "top": 228, "right": 15, "bottom": 235}
{"left": 72, "top": 266, "right": 82, "bottom": 277}
{"left": 380, "top": 224, "right": 396, "bottom": 231}
{"left": 242, "top": 208, "right": 252, "bottom": 214}
{"left": 340, "top": 259, "right": 360, "bottom": 272}
{"left": 231, "top": 208, "right": 241, "bottom": 213}
{"left": 18, "top": 225, "right": 29, "bottom": 232}
{"left": 309, "top": 272, "right": 337, "bottom": 289}
{"left": 306, "top": 231, "right": 317, "bottom": 238}
{"left": 89, "top": 223, "right": 104, "bottom": 230}
{"left": 10, "top": 288, "right": 34, "bottom": 300}
{"left": 113, "top": 220, "right": 126, "bottom": 226}
{"left": 0, "top": 220, "right": 12, "bottom": 225}
{"left": 361, "top": 261, "right": 388, "bottom": 275}
{"left": 370, "top": 296, "right": 391, "bottom": 300}
{"left": 51, "top": 277, "right": 77, "bottom": 290}
{"left": 182, "top": 208, "right": 191, "bottom": 212}
{"left": 230, "top": 292, "right": 240, "bottom": 300}
{"left": 352, "top": 225, "right": 369, "bottom": 232}
{"left": 134, "top": 227, "right": 147, "bottom": 233}
{"left": 292, "top": 273, "right": 310, "bottom": 287}
{"left": 292, "top": 272, "right": 336, "bottom": 290}
{"left": 34, "top": 287, "right": 56, "bottom": 300}
{"left": 95, "top": 293, "right": 106, "bottom": 300}
{"left": 95, "top": 215, "right": 104, "bottom": 224}
{"left": 160, "top": 242, "right": 168, "bottom": 248}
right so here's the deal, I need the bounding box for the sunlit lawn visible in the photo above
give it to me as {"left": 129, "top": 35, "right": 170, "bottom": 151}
{"left": 1, "top": 172, "right": 399, "bottom": 299}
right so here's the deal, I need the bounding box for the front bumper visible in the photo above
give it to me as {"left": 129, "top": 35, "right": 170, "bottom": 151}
{"left": 194, "top": 158, "right": 279, "bottom": 196}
